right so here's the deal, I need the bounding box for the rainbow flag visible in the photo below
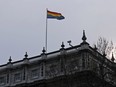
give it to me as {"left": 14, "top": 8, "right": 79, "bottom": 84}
{"left": 47, "top": 10, "right": 65, "bottom": 20}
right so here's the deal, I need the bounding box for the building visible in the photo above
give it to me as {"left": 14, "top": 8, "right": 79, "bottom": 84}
{"left": 0, "top": 30, "right": 116, "bottom": 87}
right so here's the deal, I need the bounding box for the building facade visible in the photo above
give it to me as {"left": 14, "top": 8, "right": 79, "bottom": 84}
{"left": 0, "top": 31, "right": 116, "bottom": 87}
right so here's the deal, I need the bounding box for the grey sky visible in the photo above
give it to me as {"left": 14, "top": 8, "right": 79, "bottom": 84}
{"left": 0, "top": 0, "right": 116, "bottom": 64}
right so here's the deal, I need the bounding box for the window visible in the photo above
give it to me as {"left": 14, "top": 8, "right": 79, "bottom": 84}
{"left": 31, "top": 69, "right": 39, "bottom": 79}
{"left": 14, "top": 73, "right": 21, "bottom": 83}
{"left": 0, "top": 76, "right": 6, "bottom": 85}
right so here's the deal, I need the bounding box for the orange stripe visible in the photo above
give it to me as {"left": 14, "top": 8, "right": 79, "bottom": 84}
{"left": 47, "top": 10, "right": 61, "bottom": 16}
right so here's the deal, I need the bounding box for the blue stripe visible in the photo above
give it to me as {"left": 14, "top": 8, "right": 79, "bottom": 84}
{"left": 47, "top": 15, "right": 65, "bottom": 20}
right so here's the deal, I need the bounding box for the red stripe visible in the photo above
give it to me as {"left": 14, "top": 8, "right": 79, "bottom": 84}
{"left": 47, "top": 10, "right": 61, "bottom": 15}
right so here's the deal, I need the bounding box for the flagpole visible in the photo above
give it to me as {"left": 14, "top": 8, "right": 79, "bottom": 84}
{"left": 45, "top": 8, "right": 48, "bottom": 52}
{"left": 45, "top": 9, "right": 65, "bottom": 52}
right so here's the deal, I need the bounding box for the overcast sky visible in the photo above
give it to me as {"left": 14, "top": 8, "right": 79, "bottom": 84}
{"left": 0, "top": 0, "right": 116, "bottom": 64}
